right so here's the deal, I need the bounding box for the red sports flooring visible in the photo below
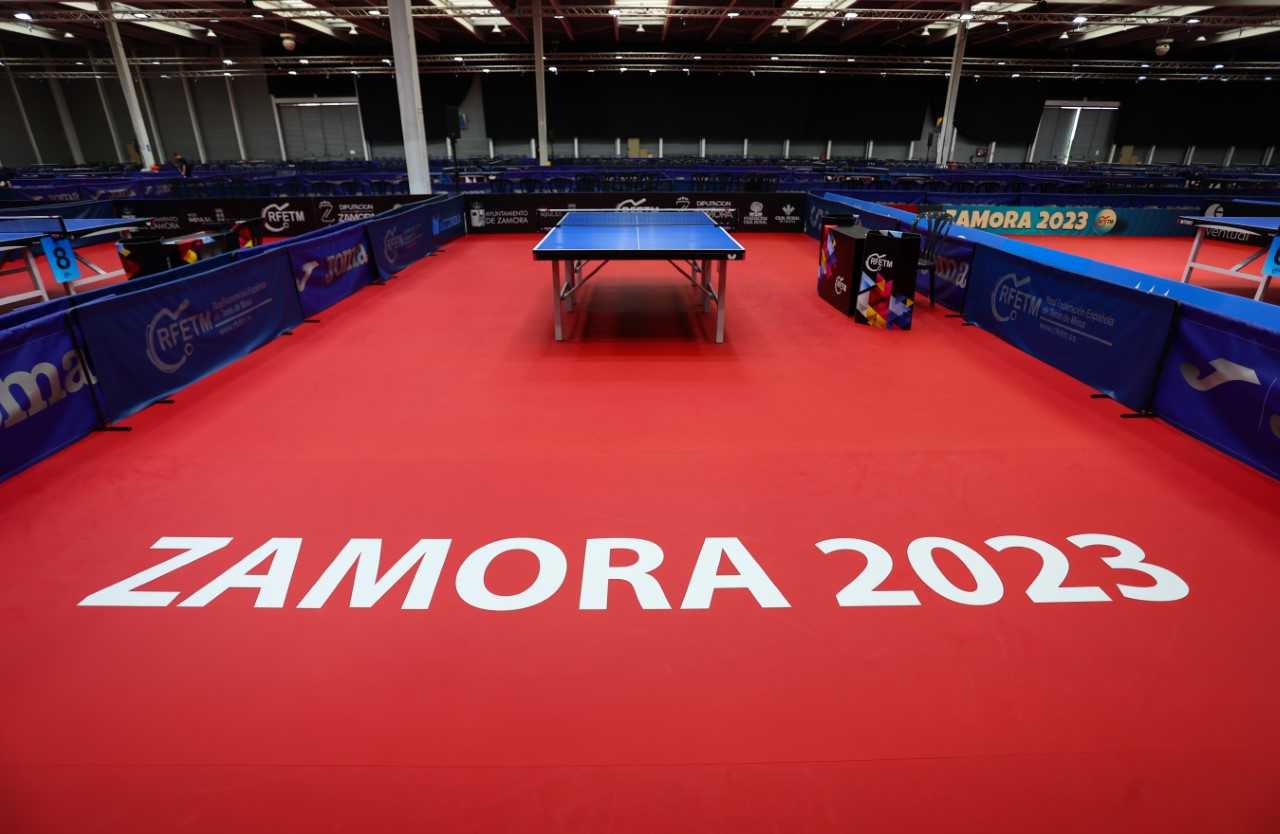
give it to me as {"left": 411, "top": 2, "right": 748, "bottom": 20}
{"left": 2, "top": 232, "right": 1279, "bottom": 833}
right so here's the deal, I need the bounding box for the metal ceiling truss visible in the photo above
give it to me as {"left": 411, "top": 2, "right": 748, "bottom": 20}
{"left": 4, "top": 50, "right": 1276, "bottom": 80}
{"left": 8, "top": 5, "right": 1280, "bottom": 27}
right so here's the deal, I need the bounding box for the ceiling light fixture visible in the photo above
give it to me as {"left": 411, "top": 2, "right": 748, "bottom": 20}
{"left": 1195, "top": 34, "right": 1205, "bottom": 41}
{"left": 483, "top": 68, "right": 491, "bottom": 73}
{"left": 1011, "top": 73, "right": 1020, "bottom": 78}
{"left": 958, "top": 12, "right": 973, "bottom": 21}
{"left": 770, "top": 55, "right": 778, "bottom": 60}
{"left": 636, "top": 23, "right": 644, "bottom": 32}
{"left": 549, "top": 65, "right": 557, "bottom": 72}
{"left": 206, "top": 29, "right": 216, "bottom": 37}
{"left": 1072, "top": 15, "right": 1087, "bottom": 24}
{"left": 818, "top": 69, "right": 826, "bottom": 74}
{"left": 64, "top": 32, "right": 75, "bottom": 38}
{"left": 694, "top": 55, "right": 702, "bottom": 60}
{"left": 491, "top": 23, "right": 500, "bottom": 32}
{"left": 382, "top": 58, "right": 391, "bottom": 64}
{"left": 288, "top": 70, "right": 297, "bottom": 75}
{"left": 14, "top": 12, "right": 33, "bottom": 21}
{"left": 648, "top": 68, "right": 656, "bottom": 73}
{"left": 300, "top": 58, "right": 310, "bottom": 64}
{"left": 1138, "top": 75, "right": 1147, "bottom": 80}
{"left": 1059, "top": 31, "right": 1068, "bottom": 39}
{"left": 223, "top": 58, "right": 233, "bottom": 65}
{"left": 252, "top": 12, "right": 264, "bottom": 18}
{"left": 1186, "top": 18, "right": 1200, "bottom": 24}
{"left": 727, "top": 11, "right": 739, "bottom": 17}
{"left": 843, "top": 11, "right": 856, "bottom": 19}
{"left": 369, "top": 9, "right": 381, "bottom": 15}
{"left": 1213, "top": 63, "right": 1224, "bottom": 69}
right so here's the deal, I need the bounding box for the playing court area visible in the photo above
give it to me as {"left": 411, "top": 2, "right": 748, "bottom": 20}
{"left": 3, "top": 227, "right": 1278, "bottom": 832}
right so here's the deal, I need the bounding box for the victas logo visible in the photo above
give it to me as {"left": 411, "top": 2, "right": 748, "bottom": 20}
{"left": 616, "top": 198, "right": 651, "bottom": 211}
{"left": 865, "top": 252, "right": 893, "bottom": 273}
{"left": 1, "top": 350, "right": 95, "bottom": 430}
{"left": 991, "top": 272, "right": 1041, "bottom": 323}
{"left": 146, "top": 300, "right": 212, "bottom": 374}
{"left": 262, "top": 202, "right": 307, "bottom": 234}
{"left": 383, "top": 224, "right": 424, "bottom": 265}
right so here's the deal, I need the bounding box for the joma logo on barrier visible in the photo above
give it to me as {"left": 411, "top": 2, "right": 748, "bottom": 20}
{"left": 262, "top": 203, "right": 306, "bottom": 234}
{"left": 991, "top": 273, "right": 1042, "bottom": 323}
{"left": 0, "top": 350, "right": 95, "bottom": 429}
{"left": 383, "top": 225, "right": 424, "bottom": 265}
{"left": 865, "top": 253, "right": 893, "bottom": 273}
{"left": 935, "top": 255, "right": 970, "bottom": 288}
{"left": 298, "top": 243, "right": 370, "bottom": 292}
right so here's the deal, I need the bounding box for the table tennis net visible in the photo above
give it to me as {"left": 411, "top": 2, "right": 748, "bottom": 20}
{"left": 546, "top": 209, "right": 733, "bottom": 227}
{"left": 0, "top": 216, "right": 68, "bottom": 235}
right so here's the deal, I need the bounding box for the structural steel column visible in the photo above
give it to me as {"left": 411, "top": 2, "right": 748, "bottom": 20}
{"left": 44, "top": 48, "right": 83, "bottom": 164}
{"left": 133, "top": 52, "right": 166, "bottom": 161}
{"left": 936, "top": 0, "right": 969, "bottom": 167}
{"left": 89, "top": 49, "right": 125, "bottom": 163}
{"left": 389, "top": 0, "right": 431, "bottom": 193}
{"left": 221, "top": 54, "right": 247, "bottom": 161}
{"left": 100, "top": 0, "right": 155, "bottom": 167}
{"left": 179, "top": 49, "right": 207, "bottom": 163}
{"left": 532, "top": 0, "right": 550, "bottom": 166}
{"left": 5, "top": 64, "right": 42, "bottom": 165}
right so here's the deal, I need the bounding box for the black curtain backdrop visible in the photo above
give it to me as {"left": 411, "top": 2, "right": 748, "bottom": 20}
{"left": 352, "top": 75, "right": 472, "bottom": 142}
{"left": 482, "top": 74, "right": 934, "bottom": 141}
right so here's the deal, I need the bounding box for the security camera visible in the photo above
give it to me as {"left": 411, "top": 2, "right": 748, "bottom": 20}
{"left": 1155, "top": 38, "right": 1172, "bottom": 56}
{"left": 281, "top": 31, "right": 297, "bottom": 51}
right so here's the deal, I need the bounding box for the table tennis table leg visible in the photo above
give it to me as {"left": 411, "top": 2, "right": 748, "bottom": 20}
{"left": 551, "top": 259, "right": 564, "bottom": 341}
{"left": 565, "top": 261, "right": 577, "bottom": 312}
{"left": 715, "top": 261, "right": 728, "bottom": 344}
{"left": 700, "top": 260, "right": 711, "bottom": 312}
{"left": 24, "top": 249, "right": 50, "bottom": 303}
{"left": 1180, "top": 227, "right": 1205, "bottom": 283}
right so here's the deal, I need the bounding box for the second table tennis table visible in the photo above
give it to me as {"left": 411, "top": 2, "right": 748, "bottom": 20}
{"left": 1178, "top": 214, "right": 1280, "bottom": 301}
{"left": 532, "top": 210, "right": 746, "bottom": 343}
{"left": 0, "top": 215, "right": 149, "bottom": 308}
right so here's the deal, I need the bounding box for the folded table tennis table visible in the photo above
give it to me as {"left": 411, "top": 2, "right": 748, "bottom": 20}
{"left": 532, "top": 210, "right": 746, "bottom": 343}
{"left": 1177, "top": 214, "right": 1280, "bottom": 301}
{"left": 0, "top": 215, "right": 149, "bottom": 308}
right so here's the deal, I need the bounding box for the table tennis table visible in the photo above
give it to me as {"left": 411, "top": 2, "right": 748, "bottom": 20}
{"left": 532, "top": 210, "right": 746, "bottom": 343}
{"left": 1178, "top": 215, "right": 1280, "bottom": 301}
{"left": 0, "top": 215, "right": 149, "bottom": 308}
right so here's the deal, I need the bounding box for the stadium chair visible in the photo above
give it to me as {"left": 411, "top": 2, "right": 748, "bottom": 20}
{"left": 911, "top": 207, "right": 955, "bottom": 308}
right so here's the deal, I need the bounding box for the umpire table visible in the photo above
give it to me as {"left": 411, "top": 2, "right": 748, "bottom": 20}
{"left": 532, "top": 210, "right": 746, "bottom": 343}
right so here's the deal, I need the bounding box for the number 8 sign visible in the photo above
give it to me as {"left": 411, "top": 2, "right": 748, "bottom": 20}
{"left": 39, "top": 235, "right": 82, "bottom": 284}
{"left": 1265, "top": 234, "right": 1280, "bottom": 278}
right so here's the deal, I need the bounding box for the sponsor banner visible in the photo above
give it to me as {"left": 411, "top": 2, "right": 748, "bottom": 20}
{"left": 288, "top": 224, "right": 376, "bottom": 318}
{"left": 922, "top": 236, "right": 975, "bottom": 314}
{"left": 0, "top": 312, "right": 100, "bottom": 481}
{"left": 115, "top": 197, "right": 429, "bottom": 237}
{"left": 1152, "top": 307, "right": 1280, "bottom": 479}
{"left": 936, "top": 205, "right": 1188, "bottom": 237}
{"left": 75, "top": 249, "right": 303, "bottom": 423}
{"left": 465, "top": 193, "right": 807, "bottom": 233}
{"left": 364, "top": 196, "right": 462, "bottom": 278}
{"left": 963, "top": 246, "right": 1177, "bottom": 410}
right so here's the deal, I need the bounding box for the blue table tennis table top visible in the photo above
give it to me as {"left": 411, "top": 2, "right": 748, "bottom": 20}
{"left": 533, "top": 210, "right": 746, "bottom": 261}
{"left": 0, "top": 217, "right": 144, "bottom": 247}
{"left": 1178, "top": 215, "right": 1280, "bottom": 235}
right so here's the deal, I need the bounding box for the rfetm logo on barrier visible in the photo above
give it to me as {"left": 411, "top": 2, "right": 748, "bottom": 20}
{"left": 991, "top": 273, "right": 1041, "bottom": 323}
{"left": 383, "top": 225, "right": 424, "bottom": 265}
{"left": 262, "top": 203, "right": 307, "bottom": 234}
{"left": 146, "top": 300, "right": 212, "bottom": 374}
{"left": 865, "top": 252, "right": 893, "bottom": 273}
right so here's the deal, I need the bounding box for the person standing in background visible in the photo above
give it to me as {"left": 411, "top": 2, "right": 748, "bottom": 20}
{"left": 172, "top": 152, "right": 193, "bottom": 177}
